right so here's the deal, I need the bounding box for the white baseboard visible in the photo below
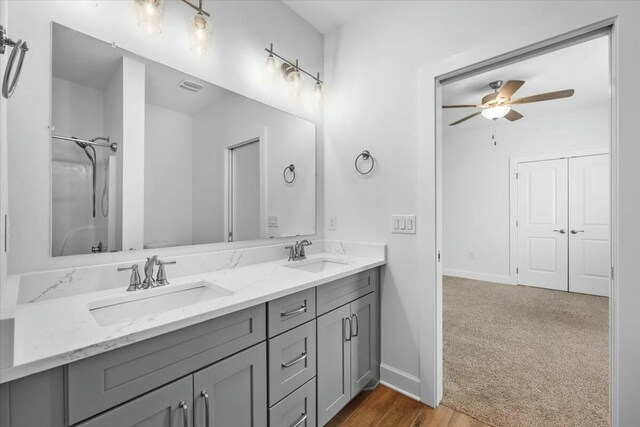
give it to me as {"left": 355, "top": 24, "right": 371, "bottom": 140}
{"left": 443, "top": 268, "right": 512, "bottom": 285}
{"left": 379, "top": 363, "right": 420, "bottom": 401}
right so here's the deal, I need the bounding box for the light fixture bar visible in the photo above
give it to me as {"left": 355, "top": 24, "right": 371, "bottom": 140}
{"left": 179, "top": 0, "right": 210, "bottom": 17}
{"left": 265, "top": 44, "right": 322, "bottom": 83}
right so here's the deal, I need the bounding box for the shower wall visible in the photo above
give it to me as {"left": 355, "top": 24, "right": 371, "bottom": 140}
{"left": 51, "top": 77, "right": 113, "bottom": 256}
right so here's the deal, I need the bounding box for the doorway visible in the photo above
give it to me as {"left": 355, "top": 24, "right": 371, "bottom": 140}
{"left": 226, "top": 138, "right": 261, "bottom": 242}
{"left": 438, "top": 31, "right": 612, "bottom": 427}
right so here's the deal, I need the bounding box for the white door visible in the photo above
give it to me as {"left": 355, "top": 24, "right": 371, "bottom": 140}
{"left": 517, "top": 159, "right": 569, "bottom": 291}
{"left": 228, "top": 140, "right": 261, "bottom": 242}
{"left": 568, "top": 155, "right": 610, "bottom": 296}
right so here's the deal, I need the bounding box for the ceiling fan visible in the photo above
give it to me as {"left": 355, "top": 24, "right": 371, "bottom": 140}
{"left": 443, "top": 80, "right": 575, "bottom": 126}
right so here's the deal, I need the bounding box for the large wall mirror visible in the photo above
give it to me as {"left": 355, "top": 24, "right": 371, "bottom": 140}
{"left": 51, "top": 24, "right": 316, "bottom": 257}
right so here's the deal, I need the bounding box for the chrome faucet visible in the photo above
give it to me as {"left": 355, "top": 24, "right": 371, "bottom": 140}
{"left": 285, "top": 240, "right": 312, "bottom": 261}
{"left": 143, "top": 256, "right": 176, "bottom": 288}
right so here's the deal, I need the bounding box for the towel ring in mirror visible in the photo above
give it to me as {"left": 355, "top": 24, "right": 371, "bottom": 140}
{"left": 355, "top": 150, "right": 375, "bottom": 175}
{"left": 283, "top": 164, "right": 296, "bottom": 183}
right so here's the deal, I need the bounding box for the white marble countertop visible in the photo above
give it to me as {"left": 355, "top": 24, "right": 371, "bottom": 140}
{"left": 0, "top": 251, "right": 385, "bottom": 384}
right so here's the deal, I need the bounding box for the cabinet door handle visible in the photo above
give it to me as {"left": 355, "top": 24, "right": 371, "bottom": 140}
{"left": 553, "top": 229, "right": 566, "bottom": 234}
{"left": 352, "top": 314, "right": 359, "bottom": 337}
{"left": 290, "top": 412, "right": 308, "bottom": 427}
{"left": 282, "top": 352, "right": 307, "bottom": 368}
{"left": 570, "top": 229, "right": 585, "bottom": 234}
{"left": 200, "top": 390, "right": 210, "bottom": 427}
{"left": 281, "top": 304, "right": 307, "bottom": 317}
{"left": 344, "top": 317, "right": 352, "bottom": 342}
{"left": 179, "top": 401, "right": 189, "bottom": 427}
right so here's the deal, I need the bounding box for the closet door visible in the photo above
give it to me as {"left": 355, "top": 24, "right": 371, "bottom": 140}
{"left": 517, "top": 159, "right": 569, "bottom": 291}
{"left": 568, "top": 155, "right": 610, "bottom": 296}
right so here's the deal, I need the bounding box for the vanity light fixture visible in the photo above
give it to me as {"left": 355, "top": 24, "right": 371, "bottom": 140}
{"left": 135, "top": 0, "right": 164, "bottom": 34}
{"left": 135, "top": 0, "right": 212, "bottom": 56}
{"left": 265, "top": 43, "right": 323, "bottom": 99}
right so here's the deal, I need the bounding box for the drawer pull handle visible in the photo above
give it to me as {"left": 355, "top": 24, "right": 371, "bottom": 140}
{"left": 201, "top": 390, "right": 210, "bottom": 427}
{"left": 281, "top": 304, "right": 307, "bottom": 317}
{"left": 352, "top": 313, "right": 359, "bottom": 337}
{"left": 179, "top": 401, "right": 188, "bottom": 427}
{"left": 290, "top": 412, "right": 308, "bottom": 427}
{"left": 344, "top": 317, "right": 352, "bottom": 342}
{"left": 282, "top": 352, "right": 307, "bottom": 368}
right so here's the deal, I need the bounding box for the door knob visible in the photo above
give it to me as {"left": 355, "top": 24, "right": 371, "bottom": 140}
{"left": 570, "top": 229, "right": 585, "bottom": 234}
{"left": 553, "top": 229, "right": 566, "bottom": 234}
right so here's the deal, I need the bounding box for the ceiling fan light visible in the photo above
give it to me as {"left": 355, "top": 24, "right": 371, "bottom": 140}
{"left": 482, "top": 105, "right": 511, "bottom": 120}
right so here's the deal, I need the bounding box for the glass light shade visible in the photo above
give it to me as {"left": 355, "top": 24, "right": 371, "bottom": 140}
{"left": 481, "top": 105, "right": 511, "bottom": 120}
{"left": 135, "top": 0, "right": 164, "bottom": 34}
{"left": 190, "top": 13, "right": 210, "bottom": 56}
{"left": 266, "top": 54, "right": 276, "bottom": 72}
{"left": 314, "top": 81, "right": 323, "bottom": 99}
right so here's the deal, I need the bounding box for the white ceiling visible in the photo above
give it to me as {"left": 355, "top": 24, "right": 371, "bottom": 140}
{"left": 282, "top": 0, "right": 380, "bottom": 34}
{"left": 443, "top": 35, "right": 610, "bottom": 131}
{"left": 53, "top": 24, "right": 232, "bottom": 116}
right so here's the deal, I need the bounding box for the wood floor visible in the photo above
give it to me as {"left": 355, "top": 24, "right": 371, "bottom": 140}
{"left": 325, "top": 385, "right": 491, "bottom": 427}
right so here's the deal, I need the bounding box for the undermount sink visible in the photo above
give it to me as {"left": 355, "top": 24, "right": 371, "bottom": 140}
{"left": 285, "top": 258, "right": 349, "bottom": 273}
{"left": 89, "top": 281, "right": 234, "bottom": 326}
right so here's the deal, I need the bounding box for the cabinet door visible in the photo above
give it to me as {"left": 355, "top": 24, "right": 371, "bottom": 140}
{"left": 350, "top": 292, "right": 377, "bottom": 396}
{"left": 317, "top": 304, "right": 351, "bottom": 426}
{"left": 193, "top": 343, "right": 267, "bottom": 427}
{"left": 76, "top": 376, "right": 193, "bottom": 427}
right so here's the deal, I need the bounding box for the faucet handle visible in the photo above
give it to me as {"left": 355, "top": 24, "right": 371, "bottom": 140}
{"left": 118, "top": 264, "right": 142, "bottom": 291}
{"left": 156, "top": 260, "right": 176, "bottom": 286}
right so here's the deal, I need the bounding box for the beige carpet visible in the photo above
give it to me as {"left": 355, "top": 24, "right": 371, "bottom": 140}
{"left": 443, "top": 276, "right": 609, "bottom": 427}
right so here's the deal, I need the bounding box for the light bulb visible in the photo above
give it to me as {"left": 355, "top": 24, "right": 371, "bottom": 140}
{"left": 135, "top": 0, "right": 163, "bottom": 34}
{"left": 481, "top": 105, "right": 511, "bottom": 120}
{"left": 144, "top": 2, "right": 155, "bottom": 16}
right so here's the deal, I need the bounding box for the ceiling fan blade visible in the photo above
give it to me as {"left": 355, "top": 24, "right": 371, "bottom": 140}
{"left": 442, "top": 104, "right": 481, "bottom": 109}
{"left": 504, "top": 109, "right": 523, "bottom": 122}
{"left": 497, "top": 80, "right": 525, "bottom": 100}
{"left": 507, "top": 89, "right": 575, "bottom": 105}
{"left": 449, "top": 111, "right": 482, "bottom": 126}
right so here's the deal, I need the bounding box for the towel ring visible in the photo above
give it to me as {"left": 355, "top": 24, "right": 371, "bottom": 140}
{"left": 283, "top": 164, "right": 296, "bottom": 184}
{"left": 355, "top": 150, "right": 375, "bottom": 175}
{"left": 1, "top": 34, "right": 29, "bottom": 99}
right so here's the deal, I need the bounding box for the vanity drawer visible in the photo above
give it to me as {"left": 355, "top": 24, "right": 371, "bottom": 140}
{"left": 316, "top": 268, "right": 378, "bottom": 315}
{"left": 268, "top": 288, "right": 316, "bottom": 337}
{"left": 269, "top": 378, "right": 316, "bottom": 427}
{"left": 268, "top": 320, "right": 316, "bottom": 406}
{"left": 67, "top": 304, "right": 266, "bottom": 425}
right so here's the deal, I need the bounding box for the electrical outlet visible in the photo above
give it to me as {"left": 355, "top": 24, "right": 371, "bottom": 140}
{"left": 391, "top": 215, "right": 416, "bottom": 234}
{"left": 268, "top": 214, "right": 279, "bottom": 227}
{"left": 328, "top": 215, "right": 337, "bottom": 231}
{"left": 469, "top": 252, "right": 475, "bottom": 260}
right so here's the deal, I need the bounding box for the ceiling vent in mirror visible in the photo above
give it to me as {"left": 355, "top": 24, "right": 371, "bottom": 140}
{"left": 178, "top": 79, "right": 204, "bottom": 92}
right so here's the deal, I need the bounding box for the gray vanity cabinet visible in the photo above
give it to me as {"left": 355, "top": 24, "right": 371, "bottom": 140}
{"left": 317, "top": 290, "right": 378, "bottom": 426}
{"left": 193, "top": 343, "right": 267, "bottom": 427}
{"left": 76, "top": 376, "right": 193, "bottom": 427}
{"left": 317, "top": 304, "right": 351, "bottom": 425}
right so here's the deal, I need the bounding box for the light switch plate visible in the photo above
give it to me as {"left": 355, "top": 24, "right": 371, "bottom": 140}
{"left": 391, "top": 215, "right": 416, "bottom": 234}
{"left": 268, "top": 214, "right": 279, "bottom": 227}
{"left": 328, "top": 215, "right": 337, "bottom": 231}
